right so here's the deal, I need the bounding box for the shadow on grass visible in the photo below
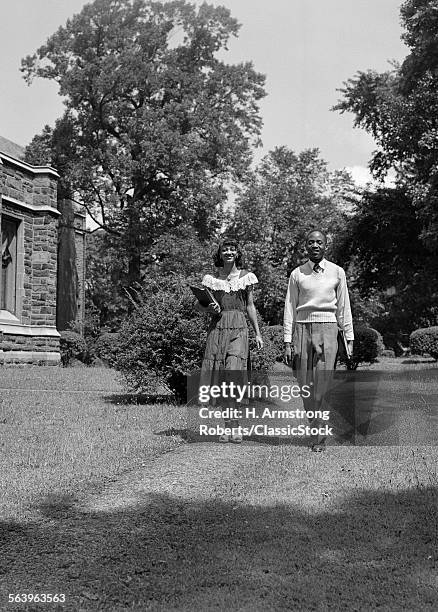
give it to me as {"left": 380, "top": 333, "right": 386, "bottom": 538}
{"left": 155, "top": 427, "right": 310, "bottom": 447}
{"left": 103, "top": 393, "right": 176, "bottom": 405}
{"left": 1, "top": 486, "right": 437, "bottom": 610}
{"left": 401, "top": 358, "right": 437, "bottom": 365}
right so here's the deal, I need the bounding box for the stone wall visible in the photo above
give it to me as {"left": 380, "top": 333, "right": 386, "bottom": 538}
{"left": 0, "top": 149, "right": 61, "bottom": 365}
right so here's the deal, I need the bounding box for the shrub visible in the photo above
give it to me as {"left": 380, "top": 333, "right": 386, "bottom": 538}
{"left": 59, "top": 330, "right": 87, "bottom": 366}
{"left": 410, "top": 326, "right": 438, "bottom": 360}
{"left": 248, "top": 321, "right": 281, "bottom": 372}
{"left": 114, "top": 277, "right": 207, "bottom": 402}
{"left": 262, "top": 325, "right": 284, "bottom": 363}
{"left": 92, "top": 331, "right": 120, "bottom": 366}
{"left": 339, "top": 326, "right": 384, "bottom": 370}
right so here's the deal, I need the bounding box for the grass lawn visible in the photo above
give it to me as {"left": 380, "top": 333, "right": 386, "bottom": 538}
{"left": 0, "top": 366, "right": 185, "bottom": 522}
{"left": 0, "top": 359, "right": 437, "bottom": 610}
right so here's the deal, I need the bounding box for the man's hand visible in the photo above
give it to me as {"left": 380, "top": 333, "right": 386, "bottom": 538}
{"left": 255, "top": 334, "right": 264, "bottom": 350}
{"left": 347, "top": 340, "right": 354, "bottom": 358}
{"left": 284, "top": 342, "right": 292, "bottom": 365}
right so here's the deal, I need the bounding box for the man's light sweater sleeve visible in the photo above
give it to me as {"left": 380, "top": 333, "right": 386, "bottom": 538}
{"left": 283, "top": 272, "right": 298, "bottom": 343}
{"left": 336, "top": 268, "right": 354, "bottom": 340}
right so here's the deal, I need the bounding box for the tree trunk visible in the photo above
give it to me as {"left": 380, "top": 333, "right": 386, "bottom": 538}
{"left": 57, "top": 199, "right": 79, "bottom": 331}
{"left": 126, "top": 199, "right": 142, "bottom": 288}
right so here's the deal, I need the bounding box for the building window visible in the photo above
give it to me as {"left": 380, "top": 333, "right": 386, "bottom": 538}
{"left": 1, "top": 217, "right": 18, "bottom": 314}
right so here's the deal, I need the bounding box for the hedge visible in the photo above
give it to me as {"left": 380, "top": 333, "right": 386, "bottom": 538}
{"left": 409, "top": 326, "right": 438, "bottom": 360}
{"left": 338, "top": 326, "right": 384, "bottom": 370}
{"left": 59, "top": 330, "right": 87, "bottom": 366}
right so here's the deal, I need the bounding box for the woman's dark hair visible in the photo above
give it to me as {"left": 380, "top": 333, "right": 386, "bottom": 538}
{"left": 213, "top": 237, "right": 244, "bottom": 268}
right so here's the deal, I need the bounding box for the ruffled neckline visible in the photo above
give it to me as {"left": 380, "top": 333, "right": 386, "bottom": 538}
{"left": 202, "top": 272, "right": 258, "bottom": 293}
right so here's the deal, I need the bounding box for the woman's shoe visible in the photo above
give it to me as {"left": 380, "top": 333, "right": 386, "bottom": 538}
{"left": 228, "top": 419, "right": 242, "bottom": 443}
{"left": 230, "top": 433, "right": 243, "bottom": 444}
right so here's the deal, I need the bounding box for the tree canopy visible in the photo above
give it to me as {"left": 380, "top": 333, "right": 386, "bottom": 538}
{"left": 23, "top": 0, "right": 266, "bottom": 284}
{"left": 332, "top": 186, "right": 438, "bottom": 345}
{"left": 334, "top": 0, "right": 438, "bottom": 250}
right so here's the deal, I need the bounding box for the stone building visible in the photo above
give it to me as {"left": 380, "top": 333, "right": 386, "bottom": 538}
{"left": 0, "top": 136, "right": 85, "bottom": 364}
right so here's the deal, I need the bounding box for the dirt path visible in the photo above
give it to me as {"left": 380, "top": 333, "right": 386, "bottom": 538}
{"left": 81, "top": 443, "right": 258, "bottom": 514}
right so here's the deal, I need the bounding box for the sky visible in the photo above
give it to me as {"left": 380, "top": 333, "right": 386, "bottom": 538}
{"left": 0, "top": 0, "right": 408, "bottom": 185}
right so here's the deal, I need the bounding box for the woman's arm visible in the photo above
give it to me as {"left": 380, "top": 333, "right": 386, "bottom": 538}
{"left": 246, "top": 286, "right": 263, "bottom": 349}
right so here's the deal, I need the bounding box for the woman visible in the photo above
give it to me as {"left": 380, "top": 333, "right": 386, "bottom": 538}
{"left": 195, "top": 237, "right": 263, "bottom": 443}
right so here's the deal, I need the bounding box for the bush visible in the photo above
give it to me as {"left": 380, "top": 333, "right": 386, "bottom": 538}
{"left": 339, "top": 326, "right": 384, "bottom": 370}
{"left": 114, "top": 276, "right": 278, "bottom": 402}
{"left": 59, "top": 330, "right": 87, "bottom": 366}
{"left": 92, "top": 331, "right": 120, "bottom": 366}
{"left": 410, "top": 326, "right": 438, "bottom": 360}
{"left": 248, "top": 322, "right": 282, "bottom": 372}
{"left": 114, "top": 277, "right": 207, "bottom": 402}
{"left": 262, "top": 325, "right": 284, "bottom": 363}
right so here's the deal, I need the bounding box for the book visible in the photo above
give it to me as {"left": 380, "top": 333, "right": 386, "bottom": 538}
{"left": 337, "top": 329, "right": 352, "bottom": 361}
{"left": 189, "top": 285, "right": 220, "bottom": 309}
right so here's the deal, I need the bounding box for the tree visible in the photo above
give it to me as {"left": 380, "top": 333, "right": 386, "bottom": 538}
{"left": 57, "top": 199, "right": 79, "bottom": 331}
{"left": 85, "top": 230, "right": 128, "bottom": 331}
{"left": 147, "top": 224, "right": 213, "bottom": 283}
{"left": 84, "top": 223, "right": 214, "bottom": 338}
{"left": 22, "top": 0, "right": 266, "bottom": 286}
{"left": 331, "top": 187, "right": 438, "bottom": 347}
{"left": 334, "top": 0, "right": 438, "bottom": 250}
{"left": 229, "top": 147, "right": 357, "bottom": 323}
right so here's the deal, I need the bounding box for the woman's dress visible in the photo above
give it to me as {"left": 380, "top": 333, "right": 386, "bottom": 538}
{"left": 201, "top": 271, "right": 258, "bottom": 374}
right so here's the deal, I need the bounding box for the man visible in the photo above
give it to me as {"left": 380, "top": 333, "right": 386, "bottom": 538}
{"left": 284, "top": 230, "right": 354, "bottom": 451}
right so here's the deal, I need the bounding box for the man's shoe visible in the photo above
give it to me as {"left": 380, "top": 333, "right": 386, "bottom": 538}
{"left": 219, "top": 434, "right": 230, "bottom": 443}
{"left": 310, "top": 443, "right": 326, "bottom": 453}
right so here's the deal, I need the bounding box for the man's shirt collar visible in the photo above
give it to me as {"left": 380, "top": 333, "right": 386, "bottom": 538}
{"left": 307, "top": 257, "right": 326, "bottom": 272}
